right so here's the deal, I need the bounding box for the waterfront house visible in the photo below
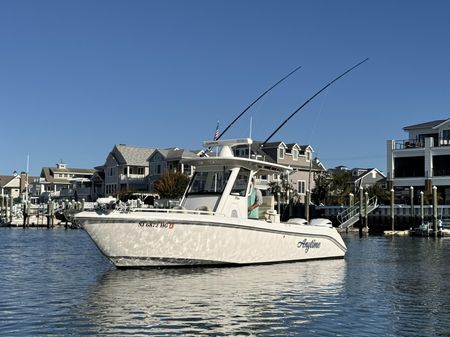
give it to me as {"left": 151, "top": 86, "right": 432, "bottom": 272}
{"left": 234, "top": 141, "right": 326, "bottom": 203}
{"left": 327, "top": 166, "right": 386, "bottom": 195}
{"left": 147, "top": 148, "right": 198, "bottom": 191}
{"left": 102, "top": 144, "right": 155, "bottom": 196}
{"left": 387, "top": 118, "right": 450, "bottom": 204}
{"left": 350, "top": 168, "right": 386, "bottom": 191}
{"left": 37, "top": 163, "right": 96, "bottom": 201}
{"left": 0, "top": 172, "right": 29, "bottom": 200}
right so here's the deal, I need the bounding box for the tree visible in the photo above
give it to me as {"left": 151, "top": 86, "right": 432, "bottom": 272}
{"left": 154, "top": 170, "right": 190, "bottom": 199}
{"left": 366, "top": 182, "right": 390, "bottom": 204}
{"left": 311, "top": 171, "right": 332, "bottom": 205}
{"left": 329, "top": 170, "right": 352, "bottom": 205}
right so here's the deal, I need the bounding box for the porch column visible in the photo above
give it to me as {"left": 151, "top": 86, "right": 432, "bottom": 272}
{"left": 386, "top": 140, "right": 395, "bottom": 188}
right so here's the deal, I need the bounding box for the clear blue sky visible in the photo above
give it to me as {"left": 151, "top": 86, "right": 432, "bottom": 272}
{"left": 2, "top": 0, "right": 450, "bottom": 176}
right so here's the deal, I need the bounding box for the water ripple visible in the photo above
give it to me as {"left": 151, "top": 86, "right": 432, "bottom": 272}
{"left": 1, "top": 229, "right": 450, "bottom": 336}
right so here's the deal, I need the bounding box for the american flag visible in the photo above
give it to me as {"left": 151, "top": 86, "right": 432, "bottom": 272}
{"left": 213, "top": 121, "right": 220, "bottom": 141}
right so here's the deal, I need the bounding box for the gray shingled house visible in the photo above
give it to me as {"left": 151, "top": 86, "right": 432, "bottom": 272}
{"left": 234, "top": 140, "right": 326, "bottom": 203}
{"left": 102, "top": 144, "right": 155, "bottom": 196}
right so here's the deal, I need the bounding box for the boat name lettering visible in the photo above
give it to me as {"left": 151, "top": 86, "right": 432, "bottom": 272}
{"left": 138, "top": 221, "right": 174, "bottom": 229}
{"left": 297, "top": 239, "right": 321, "bottom": 253}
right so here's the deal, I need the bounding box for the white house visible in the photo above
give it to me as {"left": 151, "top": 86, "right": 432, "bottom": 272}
{"left": 37, "top": 163, "right": 96, "bottom": 201}
{"left": 387, "top": 117, "right": 450, "bottom": 204}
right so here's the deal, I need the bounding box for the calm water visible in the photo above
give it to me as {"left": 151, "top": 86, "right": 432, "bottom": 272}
{"left": 1, "top": 228, "right": 450, "bottom": 337}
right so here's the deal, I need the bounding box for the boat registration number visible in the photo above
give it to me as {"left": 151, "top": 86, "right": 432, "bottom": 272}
{"left": 138, "top": 221, "right": 174, "bottom": 229}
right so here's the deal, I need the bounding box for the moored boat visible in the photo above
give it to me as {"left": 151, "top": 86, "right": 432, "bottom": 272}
{"left": 75, "top": 139, "right": 346, "bottom": 268}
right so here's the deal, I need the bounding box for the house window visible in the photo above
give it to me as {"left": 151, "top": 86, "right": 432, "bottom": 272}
{"left": 443, "top": 130, "right": 450, "bottom": 140}
{"left": 279, "top": 147, "right": 285, "bottom": 159}
{"left": 293, "top": 149, "right": 298, "bottom": 160}
{"left": 306, "top": 151, "right": 311, "bottom": 161}
{"left": 298, "top": 180, "right": 306, "bottom": 194}
{"left": 137, "top": 167, "right": 144, "bottom": 175}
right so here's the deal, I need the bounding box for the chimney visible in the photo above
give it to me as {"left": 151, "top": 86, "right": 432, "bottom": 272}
{"left": 20, "top": 172, "right": 27, "bottom": 193}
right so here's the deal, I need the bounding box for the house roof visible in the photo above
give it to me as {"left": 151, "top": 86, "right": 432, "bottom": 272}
{"left": 261, "top": 141, "right": 284, "bottom": 149}
{"left": 0, "top": 175, "right": 15, "bottom": 188}
{"left": 351, "top": 168, "right": 386, "bottom": 183}
{"left": 148, "top": 148, "right": 198, "bottom": 161}
{"left": 234, "top": 141, "right": 324, "bottom": 171}
{"left": 0, "top": 175, "right": 39, "bottom": 188}
{"left": 166, "top": 149, "right": 197, "bottom": 160}
{"left": 40, "top": 165, "right": 96, "bottom": 184}
{"left": 52, "top": 167, "right": 96, "bottom": 174}
{"left": 113, "top": 144, "right": 156, "bottom": 166}
{"left": 403, "top": 119, "right": 449, "bottom": 131}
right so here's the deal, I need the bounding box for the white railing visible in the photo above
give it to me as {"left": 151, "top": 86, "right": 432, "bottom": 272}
{"left": 337, "top": 196, "right": 378, "bottom": 229}
{"left": 120, "top": 174, "right": 146, "bottom": 180}
{"left": 127, "top": 207, "right": 225, "bottom": 217}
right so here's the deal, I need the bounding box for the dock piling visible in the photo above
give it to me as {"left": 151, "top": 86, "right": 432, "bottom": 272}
{"left": 364, "top": 191, "right": 369, "bottom": 230}
{"left": 305, "top": 190, "right": 310, "bottom": 222}
{"left": 359, "top": 187, "right": 363, "bottom": 237}
{"left": 433, "top": 186, "right": 438, "bottom": 237}
{"left": 420, "top": 191, "right": 424, "bottom": 225}
{"left": 9, "top": 195, "right": 13, "bottom": 224}
{"left": 390, "top": 189, "right": 395, "bottom": 231}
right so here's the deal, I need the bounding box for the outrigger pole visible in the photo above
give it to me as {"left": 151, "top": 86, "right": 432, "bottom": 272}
{"left": 217, "top": 64, "right": 302, "bottom": 140}
{"left": 262, "top": 58, "right": 369, "bottom": 145}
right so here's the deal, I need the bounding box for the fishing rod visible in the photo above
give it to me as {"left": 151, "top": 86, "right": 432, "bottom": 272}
{"left": 262, "top": 58, "right": 369, "bottom": 145}
{"left": 217, "top": 64, "right": 302, "bottom": 140}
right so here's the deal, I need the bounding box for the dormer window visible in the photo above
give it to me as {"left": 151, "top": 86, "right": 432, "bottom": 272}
{"left": 292, "top": 149, "right": 298, "bottom": 160}
{"left": 306, "top": 150, "right": 311, "bottom": 161}
{"left": 279, "top": 148, "right": 285, "bottom": 159}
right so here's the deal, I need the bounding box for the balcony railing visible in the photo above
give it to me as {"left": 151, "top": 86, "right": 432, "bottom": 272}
{"left": 119, "top": 174, "right": 146, "bottom": 181}
{"left": 394, "top": 138, "right": 450, "bottom": 150}
{"left": 434, "top": 168, "right": 450, "bottom": 176}
{"left": 394, "top": 139, "right": 424, "bottom": 150}
{"left": 438, "top": 138, "right": 450, "bottom": 147}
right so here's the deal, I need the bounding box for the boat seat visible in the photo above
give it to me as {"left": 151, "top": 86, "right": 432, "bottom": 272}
{"left": 259, "top": 196, "right": 275, "bottom": 219}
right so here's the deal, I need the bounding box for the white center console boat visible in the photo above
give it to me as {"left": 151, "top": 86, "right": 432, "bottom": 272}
{"left": 75, "top": 138, "right": 346, "bottom": 268}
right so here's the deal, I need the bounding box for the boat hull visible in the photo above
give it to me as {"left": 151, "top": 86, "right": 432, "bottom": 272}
{"left": 78, "top": 211, "right": 347, "bottom": 268}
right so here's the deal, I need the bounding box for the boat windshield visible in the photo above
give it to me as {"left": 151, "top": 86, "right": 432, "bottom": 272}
{"left": 187, "top": 169, "right": 231, "bottom": 195}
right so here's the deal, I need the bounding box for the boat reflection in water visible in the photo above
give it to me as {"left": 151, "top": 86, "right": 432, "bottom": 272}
{"left": 84, "top": 260, "right": 345, "bottom": 336}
